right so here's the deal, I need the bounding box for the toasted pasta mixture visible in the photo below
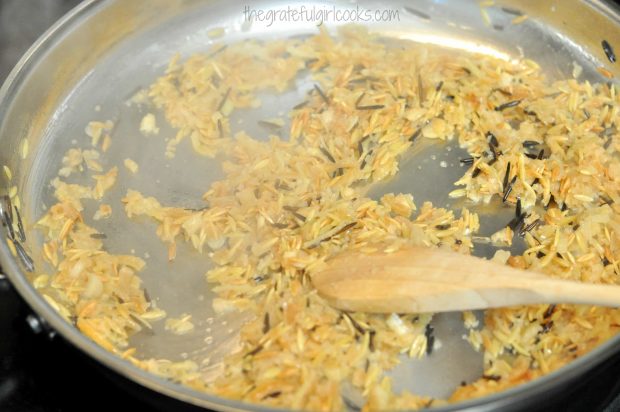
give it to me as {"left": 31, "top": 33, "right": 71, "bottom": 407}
{"left": 33, "top": 27, "right": 620, "bottom": 411}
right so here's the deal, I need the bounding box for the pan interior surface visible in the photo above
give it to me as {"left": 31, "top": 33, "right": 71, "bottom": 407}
{"left": 2, "top": 0, "right": 620, "bottom": 411}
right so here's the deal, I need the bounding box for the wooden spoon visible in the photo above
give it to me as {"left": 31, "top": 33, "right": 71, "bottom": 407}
{"left": 311, "top": 246, "right": 620, "bottom": 313}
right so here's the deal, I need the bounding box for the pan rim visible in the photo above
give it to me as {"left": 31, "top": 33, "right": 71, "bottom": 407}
{"left": 1, "top": 0, "right": 620, "bottom": 411}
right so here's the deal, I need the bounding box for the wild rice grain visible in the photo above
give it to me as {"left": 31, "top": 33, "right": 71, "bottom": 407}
{"left": 495, "top": 100, "right": 522, "bottom": 111}
{"left": 602, "top": 40, "right": 616, "bottom": 63}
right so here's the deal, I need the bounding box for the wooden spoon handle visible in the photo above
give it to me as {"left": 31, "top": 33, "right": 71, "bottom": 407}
{"left": 312, "top": 246, "right": 620, "bottom": 313}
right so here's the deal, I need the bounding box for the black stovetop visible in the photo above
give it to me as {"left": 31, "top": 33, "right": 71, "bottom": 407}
{"left": 0, "top": 279, "right": 149, "bottom": 412}
{"left": 2, "top": 1, "right": 620, "bottom": 411}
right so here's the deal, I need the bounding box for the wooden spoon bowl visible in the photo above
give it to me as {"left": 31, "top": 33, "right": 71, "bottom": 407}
{"left": 312, "top": 246, "right": 620, "bottom": 313}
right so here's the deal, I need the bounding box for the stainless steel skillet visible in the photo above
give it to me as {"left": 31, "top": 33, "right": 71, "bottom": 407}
{"left": 1, "top": 1, "right": 619, "bottom": 411}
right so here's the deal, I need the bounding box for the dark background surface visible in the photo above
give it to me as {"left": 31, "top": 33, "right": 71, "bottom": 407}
{"left": 1, "top": 1, "right": 620, "bottom": 411}
{"left": 0, "top": 0, "right": 82, "bottom": 80}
